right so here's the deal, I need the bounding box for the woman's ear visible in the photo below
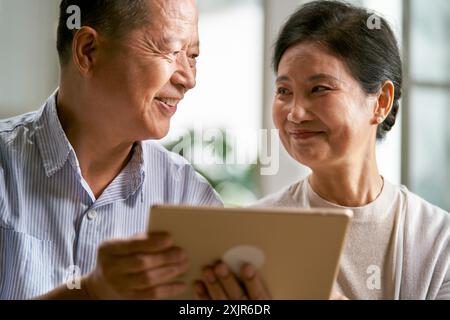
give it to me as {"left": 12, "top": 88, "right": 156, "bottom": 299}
{"left": 71, "top": 26, "right": 99, "bottom": 77}
{"left": 371, "top": 80, "right": 395, "bottom": 125}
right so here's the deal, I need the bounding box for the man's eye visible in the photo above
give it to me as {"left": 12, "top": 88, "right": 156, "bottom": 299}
{"left": 188, "top": 55, "right": 198, "bottom": 68}
{"left": 312, "top": 86, "right": 331, "bottom": 93}
{"left": 276, "top": 87, "right": 291, "bottom": 96}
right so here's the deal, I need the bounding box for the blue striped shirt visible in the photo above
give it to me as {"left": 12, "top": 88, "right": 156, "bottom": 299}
{"left": 0, "top": 92, "right": 222, "bottom": 299}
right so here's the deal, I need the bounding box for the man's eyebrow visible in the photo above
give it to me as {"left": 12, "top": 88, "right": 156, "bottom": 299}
{"left": 189, "top": 41, "right": 200, "bottom": 49}
{"left": 162, "top": 36, "right": 183, "bottom": 45}
{"left": 275, "top": 75, "right": 290, "bottom": 83}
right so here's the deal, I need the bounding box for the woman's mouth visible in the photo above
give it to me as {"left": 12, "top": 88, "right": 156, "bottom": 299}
{"left": 154, "top": 97, "right": 178, "bottom": 116}
{"left": 287, "top": 129, "right": 324, "bottom": 140}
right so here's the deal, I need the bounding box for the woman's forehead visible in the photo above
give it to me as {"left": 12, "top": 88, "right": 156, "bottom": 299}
{"left": 278, "top": 42, "right": 350, "bottom": 82}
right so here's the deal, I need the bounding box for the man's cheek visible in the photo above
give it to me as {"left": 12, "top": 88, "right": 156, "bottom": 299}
{"left": 154, "top": 62, "right": 176, "bottom": 84}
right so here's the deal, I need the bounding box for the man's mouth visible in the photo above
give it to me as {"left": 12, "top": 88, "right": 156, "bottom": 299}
{"left": 154, "top": 97, "right": 180, "bottom": 116}
{"left": 155, "top": 97, "right": 179, "bottom": 108}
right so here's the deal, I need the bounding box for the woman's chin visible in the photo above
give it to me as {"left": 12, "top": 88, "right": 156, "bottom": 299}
{"left": 290, "top": 150, "right": 327, "bottom": 168}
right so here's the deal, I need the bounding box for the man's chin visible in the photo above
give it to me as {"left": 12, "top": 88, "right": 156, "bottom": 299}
{"left": 147, "top": 125, "right": 170, "bottom": 141}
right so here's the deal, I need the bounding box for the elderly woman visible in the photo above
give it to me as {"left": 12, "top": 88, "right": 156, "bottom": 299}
{"left": 196, "top": 0, "right": 450, "bottom": 300}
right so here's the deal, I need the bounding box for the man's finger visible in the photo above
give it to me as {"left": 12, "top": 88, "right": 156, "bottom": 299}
{"left": 214, "top": 263, "right": 247, "bottom": 300}
{"left": 240, "top": 264, "right": 270, "bottom": 300}
{"left": 124, "top": 261, "right": 189, "bottom": 290}
{"left": 106, "top": 247, "right": 187, "bottom": 275}
{"left": 99, "top": 232, "right": 173, "bottom": 256}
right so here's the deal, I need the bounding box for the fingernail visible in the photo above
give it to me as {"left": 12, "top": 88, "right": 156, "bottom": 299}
{"left": 178, "top": 250, "right": 188, "bottom": 261}
{"left": 243, "top": 264, "right": 255, "bottom": 280}
{"left": 204, "top": 269, "right": 217, "bottom": 284}
{"left": 215, "top": 263, "right": 229, "bottom": 279}
{"left": 194, "top": 282, "right": 205, "bottom": 295}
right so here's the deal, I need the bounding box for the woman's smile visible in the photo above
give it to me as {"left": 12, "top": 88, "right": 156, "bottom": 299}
{"left": 287, "top": 129, "right": 325, "bottom": 140}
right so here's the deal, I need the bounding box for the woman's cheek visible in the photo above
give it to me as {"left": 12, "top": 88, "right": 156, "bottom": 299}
{"left": 272, "top": 101, "right": 285, "bottom": 130}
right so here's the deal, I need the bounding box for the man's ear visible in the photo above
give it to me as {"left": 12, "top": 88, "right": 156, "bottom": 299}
{"left": 371, "top": 80, "right": 395, "bottom": 125}
{"left": 71, "top": 26, "right": 99, "bottom": 77}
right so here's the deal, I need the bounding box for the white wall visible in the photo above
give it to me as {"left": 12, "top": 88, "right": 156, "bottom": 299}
{"left": 0, "top": 0, "right": 59, "bottom": 118}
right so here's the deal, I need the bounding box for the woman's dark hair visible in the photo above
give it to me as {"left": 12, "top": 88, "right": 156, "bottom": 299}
{"left": 273, "top": 0, "right": 402, "bottom": 140}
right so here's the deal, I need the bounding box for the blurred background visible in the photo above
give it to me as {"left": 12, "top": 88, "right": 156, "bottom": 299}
{"left": 0, "top": 0, "right": 449, "bottom": 209}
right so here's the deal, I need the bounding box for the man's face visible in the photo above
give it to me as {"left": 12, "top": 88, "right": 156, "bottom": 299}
{"left": 91, "top": 0, "right": 199, "bottom": 141}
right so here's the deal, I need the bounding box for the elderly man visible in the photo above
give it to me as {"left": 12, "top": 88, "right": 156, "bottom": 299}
{"left": 0, "top": 0, "right": 221, "bottom": 300}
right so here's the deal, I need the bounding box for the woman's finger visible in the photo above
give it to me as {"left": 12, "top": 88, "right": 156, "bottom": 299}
{"left": 214, "top": 262, "right": 248, "bottom": 300}
{"left": 240, "top": 264, "right": 271, "bottom": 300}
{"left": 202, "top": 267, "right": 227, "bottom": 300}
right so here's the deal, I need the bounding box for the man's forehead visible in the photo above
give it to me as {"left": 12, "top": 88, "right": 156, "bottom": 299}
{"left": 160, "top": 36, "right": 200, "bottom": 48}
{"left": 144, "top": 0, "right": 198, "bottom": 44}
{"left": 148, "top": 0, "right": 198, "bottom": 21}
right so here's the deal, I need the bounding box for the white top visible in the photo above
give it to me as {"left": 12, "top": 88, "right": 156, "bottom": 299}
{"left": 253, "top": 177, "right": 450, "bottom": 300}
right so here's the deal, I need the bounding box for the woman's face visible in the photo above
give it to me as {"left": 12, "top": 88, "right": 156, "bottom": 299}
{"left": 273, "top": 41, "right": 378, "bottom": 170}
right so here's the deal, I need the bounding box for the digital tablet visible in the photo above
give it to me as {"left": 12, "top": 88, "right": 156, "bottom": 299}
{"left": 148, "top": 205, "right": 352, "bottom": 300}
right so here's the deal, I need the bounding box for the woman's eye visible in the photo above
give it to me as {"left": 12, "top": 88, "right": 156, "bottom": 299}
{"left": 312, "top": 86, "right": 330, "bottom": 93}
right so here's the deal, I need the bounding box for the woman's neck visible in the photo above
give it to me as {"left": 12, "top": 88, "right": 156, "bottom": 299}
{"left": 309, "top": 156, "right": 383, "bottom": 207}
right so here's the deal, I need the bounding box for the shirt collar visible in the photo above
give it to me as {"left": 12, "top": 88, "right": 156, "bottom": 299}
{"left": 36, "top": 91, "right": 73, "bottom": 177}
{"left": 36, "top": 91, "right": 147, "bottom": 203}
{"left": 92, "top": 142, "right": 146, "bottom": 207}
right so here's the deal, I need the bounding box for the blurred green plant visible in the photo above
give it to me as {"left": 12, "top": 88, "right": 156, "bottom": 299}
{"left": 163, "top": 129, "right": 260, "bottom": 206}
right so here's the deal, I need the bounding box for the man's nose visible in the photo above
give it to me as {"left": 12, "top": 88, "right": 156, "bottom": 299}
{"left": 172, "top": 52, "right": 196, "bottom": 91}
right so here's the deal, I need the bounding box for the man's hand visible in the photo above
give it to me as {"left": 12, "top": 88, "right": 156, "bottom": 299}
{"left": 83, "top": 232, "right": 188, "bottom": 300}
{"left": 193, "top": 261, "right": 271, "bottom": 300}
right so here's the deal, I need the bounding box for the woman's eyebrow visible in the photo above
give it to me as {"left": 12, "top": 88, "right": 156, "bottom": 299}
{"left": 276, "top": 73, "right": 342, "bottom": 84}
{"left": 307, "top": 73, "right": 341, "bottom": 83}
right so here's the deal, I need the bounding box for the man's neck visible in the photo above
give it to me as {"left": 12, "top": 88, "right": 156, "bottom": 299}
{"left": 56, "top": 89, "right": 134, "bottom": 199}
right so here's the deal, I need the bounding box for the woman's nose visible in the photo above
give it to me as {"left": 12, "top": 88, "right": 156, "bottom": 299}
{"left": 287, "top": 99, "right": 313, "bottom": 123}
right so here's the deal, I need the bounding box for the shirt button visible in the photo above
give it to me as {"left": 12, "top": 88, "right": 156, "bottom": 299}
{"left": 87, "top": 210, "right": 97, "bottom": 220}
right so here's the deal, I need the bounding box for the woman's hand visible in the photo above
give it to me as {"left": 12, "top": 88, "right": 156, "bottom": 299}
{"left": 330, "top": 291, "right": 350, "bottom": 300}
{"left": 194, "top": 261, "right": 271, "bottom": 300}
